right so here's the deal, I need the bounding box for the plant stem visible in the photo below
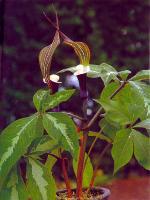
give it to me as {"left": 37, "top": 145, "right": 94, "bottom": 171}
{"left": 61, "top": 157, "right": 72, "bottom": 198}
{"left": 86, "top": 143, "right": 111, "bottom": 194}
{"left": 84, "top": 136, "right": 98, "bottom": 170}
{"left": 76, "top": 74, "right": 88, "bottom": 198}
{"left": 62, "top": 111, "right": 85, "bottom": 121}
{"left": 76, "top": 132, "right": 88, "bottom": 198}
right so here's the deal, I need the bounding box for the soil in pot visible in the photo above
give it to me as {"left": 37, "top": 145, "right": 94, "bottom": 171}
{"left": 56, "top": 187, "right": 110, "bottom": 200}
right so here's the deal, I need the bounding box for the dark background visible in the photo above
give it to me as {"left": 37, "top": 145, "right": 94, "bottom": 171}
{"left": 0, "top": 0, "right": 149, "bottom": 180}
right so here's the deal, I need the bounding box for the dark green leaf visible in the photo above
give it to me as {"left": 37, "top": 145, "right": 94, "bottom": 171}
{"left": 0, "top": 167, "right": 28, "bottom": 200}
{"left": 111, "top": 129, "right": 133, "bottom": 173}
{"left": 33, "top": 89, "right": 50, "bottom": 111}
{"left": 132, "top": 130, "right": 150, "bottom": 170}
{"left": 43, "top": 113, "right": 79, "bottom": 157}
{"left": 99, "top": 118, "right": 121, "bottom": 140}
{"left": 27, "top": 158, "right": 56, "bottom": 200}
{"left": 31, "top": 135, "right": 58, "bottom": 154}
{"left": 129, "top": 81, "right": 150, "bottom": 118}
{"left": 33, "top": 89, "right": 75, "bottom": 112}
{"left": 0, "top": 114, "right": 41, "bottom": 189}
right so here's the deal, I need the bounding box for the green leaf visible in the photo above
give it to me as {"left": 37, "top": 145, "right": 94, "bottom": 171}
{"left": 111, "top": 129, "right": 133, "bottom": 173}
{"left": 31, "top": 135, "right": 58, "bottom": 155}
{"left": 73, "top": 152, "right": 93, "bottom": 187}
{"left": 99, "top": 118, "right": 121, "bottom": 140}
{"left": 117, "top": 70, "right": 131, "bottom": 80}
{"left": 132, "top": 130, "right": 150, "bottom": 170}
{"left": 130, "top": 70, "right": 150, "bottom": 81}
{"left": 57, "top": 66, "right": 77, "bottom": 74}
{"left": 134, "top": 119, "right": 150, "bottom": 130}
{"left": 88, "top": 131, "right": 112, "bottom": 143}
{"left": 99, "top": 83, "right": 145, "bottom": 125}
{"left": 0, "top": 167, "right": 28, "bottom": 200}
{"left": 129, "top": 81, "right": 150, "bottom": 118}
{"left": 88, "top": 63, "right": 118, "bottom": 85}
{"left": 0, "top": 114, "right": 41, "bottom": 189}
{"left": 45, "top": 151, "right": 58, "bottom": 172}
{"left": 43, "top": 113, "right": 79, "bottom": 157}
{"left": 100, "top": 82, "right": 119, "bottom": 102}
{"left": 27, "top": 158, "right": 56, "bottom": 200}
{"left": 33, "top": 89, "right": 50, "bottom": 111}
{"left": 33, "top": 89, "right": 75, "bottom": 112}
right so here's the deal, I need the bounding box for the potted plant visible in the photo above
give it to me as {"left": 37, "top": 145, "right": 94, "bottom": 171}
{"left": 0, "top": 13, "right": 149, "bottom": 200}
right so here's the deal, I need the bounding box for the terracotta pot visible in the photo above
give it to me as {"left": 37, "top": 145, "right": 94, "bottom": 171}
{"left": 56, "top": 187, "right": 110, "bottom": 200}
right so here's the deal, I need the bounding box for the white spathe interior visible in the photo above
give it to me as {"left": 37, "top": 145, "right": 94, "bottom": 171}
{"left": 43, "top": 74, "right": 62, "bottom": 83}
{"left": 74, "top": 64, "right": 90, "bottom": 76}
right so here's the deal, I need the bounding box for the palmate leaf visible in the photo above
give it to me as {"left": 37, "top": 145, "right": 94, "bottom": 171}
{"left": 43, "top": 112, "right": 79, "bottom": 158}
{"left": 129, "top": 81, "right": 150, "bottom": 118}
{"left": 111, "top": 129, "right": 133, "bottom": 173}
{"left": 132, "top": 130, "right": 150, "bottom": 170}
{"left": 26, "top": 158, "right": 56, "bottom": 200}
{"left": 99, "top": 82, "right": 146, "bottom": 125}
{"left": 0, "top": 114, "right": 42, "bottom": 189}
{"left": 88, "top": 63, "right": 118, "bottom": 85}
{"left": 88, "top": 64, "right": 131, "bottom": 83}
{"left": 39, "top": 30, "right": 60, "bottom": 83}
{"left": 112, "top": 128, "right": 150, "bottom": 173}
{"left": 33, "top": 89, "right": 75, "bottom": 112}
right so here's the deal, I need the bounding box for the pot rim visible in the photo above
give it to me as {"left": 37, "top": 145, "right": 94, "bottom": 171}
{"left": 56, "top": 186, "right": 111, "bottom": 200}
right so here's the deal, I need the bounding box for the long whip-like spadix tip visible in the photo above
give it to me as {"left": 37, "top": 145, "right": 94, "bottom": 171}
{"left": 43, "top": 11, "right": 72, "bottom": 42}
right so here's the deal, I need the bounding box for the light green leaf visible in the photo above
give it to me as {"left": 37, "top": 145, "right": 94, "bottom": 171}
{"left": 57, "top": 66, "right": 77, "bottom": 74}
{"left": 134, "top": 119, "right": 150, "bottom": 130}
{"left": 73, "top": 152, "right": 93, "bottom": 187}
{"left": 132, "top": 130, "right": 150, "bottom": 170}
{"left": 27, "top": 158, "right": 56, "bottom": 200}
{"left": 88, "top": 63, "right": 118, "bottom": 85}
{"left": 130, "top": 70, "right": 150, "bottom": 81}
{"left": 43, "top": 113, "right": 79, "bottom": 157}
{"left": 45, "top": 151, "right": 58, "bottom": 172}
{"left": 88, "top": 131, "right": 112, "bottom": 143}
{"left": 0, "top": 114, "right": 41, "bottom": 189}
{"left": 31, "top": 135, "right": 58, "bottom": 154}
{"left": 33, "top": 89, "right": 75, "bottom": 112}
{"left": 33, "top": 89, "right": 50, "bottom": 111}
{"left": 111, "top": 129, "right": 133, "bottom": 173}
{"left": 117, "top": 70, "right": 131, "bottom": 80}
